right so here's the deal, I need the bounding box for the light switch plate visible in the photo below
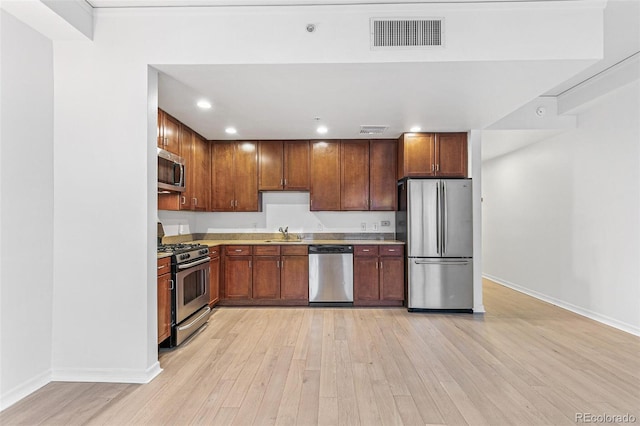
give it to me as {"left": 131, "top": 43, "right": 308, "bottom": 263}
{"left": 381, "top": 220, "right": 391, "bottom": 227}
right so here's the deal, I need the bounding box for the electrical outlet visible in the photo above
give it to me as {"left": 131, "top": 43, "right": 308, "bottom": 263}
{"left": 381, "top": 220, "right": 391, "bottom": 227}
{"left": 360, "top": 222, "right": 366, "bottom": 231}
{"left": 373, "top": 223, "right": 379, "bottom": 231}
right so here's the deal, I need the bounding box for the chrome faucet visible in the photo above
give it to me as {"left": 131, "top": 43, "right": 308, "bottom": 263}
{"left": 278, "top": 226, "right": 289, "bottom": 240}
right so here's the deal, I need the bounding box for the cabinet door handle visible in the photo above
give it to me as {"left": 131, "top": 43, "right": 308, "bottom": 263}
{"left": 280, "top": 179, "right": 283, "bottom": 186}
{"left": 230, "top": 200, "right": 234, "bottom": 207}
{"left": 362, "top": 249, "right": 370, "bottom": 252}
{"left": 235, "top": 200, "right": 238, "bottom": 207}
{"left": 431, "top": 164, "right": 435, "bottom": 172}
{"left": 436, "top": 164, "right": 440, "bottom": 172}
{"left": 169, "top": 279, "right": 174, "bottom": 290}
{"left": 380, "top": 261, "right": 383, "bottom": 269}
{"left": 375, "top": 261, "right": 379, "bottom": 269}
{"left": 249, "top": 260, "right": 252, "bottom": 268}
{"left": 181, "top": 196, "right": 186, "bottom": 205}
{"left": 234, "top": 249, "right": 243, "bottom": 252}
{"left": 193, "top": 198, "right": 197, "bottom": 206}
{"left": 284, "top": 179, "right": 287, "bottom": 186}
{"left": 277, "top": 260, "right": 280, "bottom": 268}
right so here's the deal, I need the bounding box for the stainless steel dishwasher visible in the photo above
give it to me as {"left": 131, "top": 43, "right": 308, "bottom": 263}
{"left": 308, "top": 245, "right": 354, "bottom": 306}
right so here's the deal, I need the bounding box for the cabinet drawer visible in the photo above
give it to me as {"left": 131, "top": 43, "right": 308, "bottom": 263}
{"left": 254, "top": 245, "right": 281, "bottom": 256}
{"left": 281, "top": 245, "right": 308, "bottom": 256}
{"left": 380, "top": 245, "right": 404, "bottom": 257}
{"left": 355, "top": 245, "right": 378, "bottom": 256}
{"left": 225, "top": 245, "right": 253, "bottom": 256}
{"left": 208, "top": 246, "right": 221, "bottom": 257}
{"left": 157, "top": 257, "right": 171, "bottom": 276}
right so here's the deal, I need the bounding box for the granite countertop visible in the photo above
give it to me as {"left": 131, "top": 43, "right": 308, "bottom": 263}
{"left": 192, "top": 239, "right": 405, "bottom": 247}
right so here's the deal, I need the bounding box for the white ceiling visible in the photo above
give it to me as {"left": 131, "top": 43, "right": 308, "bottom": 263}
{"left": 156, "top": 60, "right": 592, "bottom": 141}
{"left": 86, "top": 0, "right": 545, "bottom": 7}
{"left": 84, "top": 0, "right": 638, "bottom": 159}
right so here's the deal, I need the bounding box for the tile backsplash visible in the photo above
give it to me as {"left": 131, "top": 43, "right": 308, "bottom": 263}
{"left": 158, "top": 192, "right": 396, "bottom": 237}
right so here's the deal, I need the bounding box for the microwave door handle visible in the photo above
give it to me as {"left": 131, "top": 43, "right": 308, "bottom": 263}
{"left": 175, "top": 162, "right": 185, "bottom": 187}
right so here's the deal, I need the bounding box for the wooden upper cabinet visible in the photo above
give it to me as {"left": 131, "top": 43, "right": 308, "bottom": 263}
{"left": 157, "top": 109, "right": 164, "bottom": 148}
{"left": 436, "top": 133, "right": 468, "bottom": 177}
{"left": 284, "top": 141, "right": 310, "bottom": 190}
{"left": 397, "top": 133, "right": 436, "bottom": 179}
{"left": 179, "top": 126, "right": 195, "bottom": 210}
{"left": 211, "top": 141, "right": 259, "bottom": 212}
{"left": 369, "top": 139, "right": 397, "bottom": 211}
{"left": 211, "top": 142, "right": 235, "bottom": 211}
{"left": 234, "top": 141, "right": 259, "bottom": 212}
{"left": 340, "top": 141, "right": 370, "bottom": 211}
{"left": 192, "top": 134, "right": 210, "bottom": 211}
{"left": 158, "top": 110, "right": 181, "bottom": 154}
{"left": 310, "top": 140, "right": 341, "bottom": 211}
{"left": 258, "top": 141, "right": 310, "bottom": 191}
{"left": 397, "top": 132, "right": 467, "bottom": 179}
{"left": 258, "top": 141, "right": 284, "bottom": 190}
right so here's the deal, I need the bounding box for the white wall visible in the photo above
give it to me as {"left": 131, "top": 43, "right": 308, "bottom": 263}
{"left": 159, "top": 192, "right": 396, "bottom": 236}
{"left": 0, "top": 10, "right": 54, "bottom": 409}
{"left": 482, "top": 80, "right": 640, "bottom": 335}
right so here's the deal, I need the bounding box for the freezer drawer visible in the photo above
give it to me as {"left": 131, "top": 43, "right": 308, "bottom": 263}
{"left": 408, "top": 258, "right": 473, "bottom": 310}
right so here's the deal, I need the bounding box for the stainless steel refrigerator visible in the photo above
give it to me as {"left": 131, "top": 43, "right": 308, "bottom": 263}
{"left": 396, "top": 179, "right": 473, "bottom": 311}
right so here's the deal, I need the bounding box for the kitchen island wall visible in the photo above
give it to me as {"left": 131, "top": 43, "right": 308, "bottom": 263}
{"left": 159, "top": 192, "right": 395, "bottom": 237}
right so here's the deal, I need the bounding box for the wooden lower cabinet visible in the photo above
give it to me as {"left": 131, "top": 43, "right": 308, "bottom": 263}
{"left": 209, "top": 249, "right": 220, "bottom": 306}
{"left": 224, "top": 256, "right": 252, "bottom": 299}
{"left": 354, "top": 245, "right": 405, "bottom": 306}
{"left": 220, "top": 245, "right": 308, "bottom": 305}
{"left": 252, "top": 256, "right": 281, "bottom": 299}
{"left": 157, "top": 257, "right": 172, "bottom": 344}
{"left": 280, "top": 249, "right": 309, "bottom": 300}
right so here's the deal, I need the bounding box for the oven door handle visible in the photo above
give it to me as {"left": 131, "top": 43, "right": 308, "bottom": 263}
{"left": 177, "top": 257, "right": 211, "bottom": 269}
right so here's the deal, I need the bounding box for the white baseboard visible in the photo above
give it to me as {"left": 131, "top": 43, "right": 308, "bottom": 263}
{"left": 0, "top": 369, "right": 51, "bottom": 412}
{"left": 51, "top": 361, "right": 162, "bottom": 384}
{"left": 484, "top": 274, "right": 640, "bottom": 337}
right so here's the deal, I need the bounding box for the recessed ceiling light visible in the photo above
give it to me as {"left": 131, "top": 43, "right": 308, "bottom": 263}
{"left": 316, "top": 126, "right": 328, "bottom": 135}
{"left": 197, "top": 100, "right": 212, "bottom": 109}
{"left": 225, "top": 127, "right": 237, "bottom": 134}
{"left": 410, "top": 126, "right": 421, "bottom": 132}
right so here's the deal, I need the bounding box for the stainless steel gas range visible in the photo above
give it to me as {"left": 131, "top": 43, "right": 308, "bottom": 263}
{"left": 157, "top": 243, "right": 211, "bottom": 347}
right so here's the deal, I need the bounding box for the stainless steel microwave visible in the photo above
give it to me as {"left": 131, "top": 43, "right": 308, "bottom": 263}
{"left": 157, "top": 148, "right": 185, "bottom": 193}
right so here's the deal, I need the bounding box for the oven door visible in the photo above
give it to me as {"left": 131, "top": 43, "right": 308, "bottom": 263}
{"left": 175, "top": 257, "right": 210, "bottom": 324}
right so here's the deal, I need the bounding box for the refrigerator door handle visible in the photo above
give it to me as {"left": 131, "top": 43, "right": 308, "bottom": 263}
{"left": 414, "top": 259, "right": 471, "bottom": 265}
{"left": 436, "top": 183, "right": 440, "bottom": 255}
{"left": 442, "top": 181, "right": 447, "bottom": 255}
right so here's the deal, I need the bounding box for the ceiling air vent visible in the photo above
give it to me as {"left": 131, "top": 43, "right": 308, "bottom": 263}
{"left": 371, "top": 18, "right": 443, "bottom": 49}
{"left": 359, "top": 125, "right": 388, "bottom": 135}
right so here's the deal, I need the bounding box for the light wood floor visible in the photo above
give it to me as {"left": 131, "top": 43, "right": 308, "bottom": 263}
{"left": 2, "top": 279, "right": 639, "bottom": 425}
